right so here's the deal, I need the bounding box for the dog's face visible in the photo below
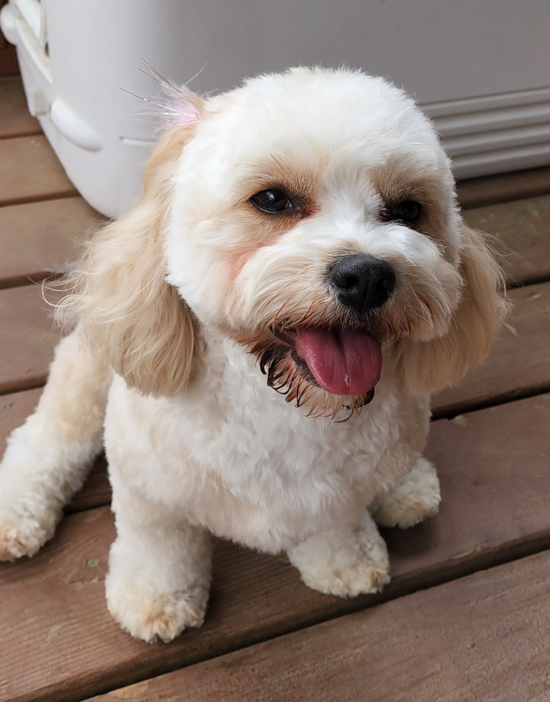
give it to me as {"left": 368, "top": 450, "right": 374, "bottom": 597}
{"left": 164, "top": 68, "right": 488, "bottom": 416}
{"left": 64, "top": 68, "right": 507, "bottom": 412}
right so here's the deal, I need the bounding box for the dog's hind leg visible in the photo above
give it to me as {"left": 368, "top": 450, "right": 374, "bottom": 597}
{"left": 0, "top": 328, "right": 112, "bottom": 560}
{"left": 368, "top": 456, "right": 441, "bottom": 529}
{"left": 367, "top": 393, "right": 439, "bottom": 529}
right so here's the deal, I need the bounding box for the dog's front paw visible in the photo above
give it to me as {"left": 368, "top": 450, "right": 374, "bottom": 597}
{"left": 106, "top": 577, "right": 209, "bottom": 644}
{"left": 369, "top": 456, "right": 440, "bottom": 529}
{"left": 105, "top": 526, "right": 212, "bottom": 643}
{"left": 288, "top": 511, "right": 390, "bottom": 598}
{"left": 0, "top": 504, "right": 60, "bottom": 561}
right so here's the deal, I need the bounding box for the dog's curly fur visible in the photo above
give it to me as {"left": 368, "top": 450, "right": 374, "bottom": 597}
{"left": 0, "top": 67, "right": 508, "bottom": 643}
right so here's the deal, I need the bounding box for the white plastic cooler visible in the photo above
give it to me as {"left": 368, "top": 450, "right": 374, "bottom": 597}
{"left": 1, "top": 0, "right": 189, "bottom": 217}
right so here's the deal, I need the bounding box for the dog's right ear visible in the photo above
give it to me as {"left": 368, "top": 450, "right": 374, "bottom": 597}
{"left": 396, "top": 223, "right": 509, "bottom": 394}
{"left": 57, "top": 122, "right": 200, "bottom": 397}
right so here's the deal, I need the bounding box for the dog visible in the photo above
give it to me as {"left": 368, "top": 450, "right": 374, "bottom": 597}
{"left": 0, "top": 67, "right": 508, "bottom": 643}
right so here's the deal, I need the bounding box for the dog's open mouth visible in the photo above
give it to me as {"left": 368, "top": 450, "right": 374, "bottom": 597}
{"left": 274, "top": 327, "right": 382, "bottom": 396}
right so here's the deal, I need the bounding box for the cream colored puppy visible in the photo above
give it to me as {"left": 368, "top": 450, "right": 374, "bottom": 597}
{"left": 0, "top": 67, "right": 507, "bottom": 643}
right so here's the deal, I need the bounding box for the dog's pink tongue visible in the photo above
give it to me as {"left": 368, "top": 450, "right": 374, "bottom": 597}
{"left": 294, "top": 329, "right": 382, "bottom": 396}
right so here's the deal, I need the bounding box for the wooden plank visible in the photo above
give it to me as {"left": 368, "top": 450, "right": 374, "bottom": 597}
{"left": 65, "top": 460, "right": 110, "bottom": 514}
{"left": 1, "top": 275, "right": 549, "bottom": 427}
{"left": 0, "top": 77, "right": 40, "bottom": 138}
{"left": 0, "top": 194, "right": 547, "bottom": 293}
{"left": 0, "top": 198, "right": 103, "bottom": 288}
{"left": 2, "top": 392, "right": 550, "bottom": 702}
{"left": 0, "top": 388, "right": 110, "bottom": 513}
{"left": 433, "top": 282, "right": 550, "bottom": 417}
{"left": 458, "top": 165, "right": 550, "bottom": 210}
{"left": 89, "top": 551, "right": 550, "bottom": 702}
{"left": 0, "top": 135, "right": 76, "bottom": 206}
{"left": 0, "top": 191, "right": 546, "bottom": 293}
{"left": 0, "top": 190, "right": 545, "bottom": 293}
{"left": 0, "top": 284, "right": 60, "bottom": 395}
{"left": 464, "top": 194, "right": 550, "bottom": 286}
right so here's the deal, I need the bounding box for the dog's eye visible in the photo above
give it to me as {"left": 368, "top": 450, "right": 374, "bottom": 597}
{"left": 250, "top": 189, "right": 298, "bottom": 214}
{"left": 387, "top": 201, "right": 421, "bottom": 224}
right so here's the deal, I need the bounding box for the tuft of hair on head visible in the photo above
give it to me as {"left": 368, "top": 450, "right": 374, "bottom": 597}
{"left": 129, "top": 61, "right": 205, "bottom": 135}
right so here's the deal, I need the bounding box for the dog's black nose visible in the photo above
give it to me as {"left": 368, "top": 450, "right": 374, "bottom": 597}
{"left": 328, "top": 254, "right": 396, "bottom": 314}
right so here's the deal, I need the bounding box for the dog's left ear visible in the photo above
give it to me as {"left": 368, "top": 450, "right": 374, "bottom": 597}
{"left": 397, "top": 223, "right": 509, "bottom": 394}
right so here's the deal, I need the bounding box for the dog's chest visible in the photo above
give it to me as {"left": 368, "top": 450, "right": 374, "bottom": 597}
{"left": 105, "top": 343, "right": 402, "bottom": 551}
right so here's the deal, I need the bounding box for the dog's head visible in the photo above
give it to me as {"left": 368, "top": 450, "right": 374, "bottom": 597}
{"left": 62, "top": 67, "right": 508, "bottom": 417}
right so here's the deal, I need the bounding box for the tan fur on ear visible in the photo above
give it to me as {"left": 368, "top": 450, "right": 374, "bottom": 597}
{"left": 397, "top": 224, "right": 510, "bottom": 394}
{"left": 56, "top": 126, "right": 197, "bottom": 397}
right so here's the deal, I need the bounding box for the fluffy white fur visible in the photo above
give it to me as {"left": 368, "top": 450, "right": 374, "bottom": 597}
{"left": 0, "top": 67, "right": 508, "bottom": 643}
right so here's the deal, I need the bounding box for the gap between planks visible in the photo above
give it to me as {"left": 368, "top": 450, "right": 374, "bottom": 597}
{"left": 0, "top": 190, "right": 79, "bottom": 209}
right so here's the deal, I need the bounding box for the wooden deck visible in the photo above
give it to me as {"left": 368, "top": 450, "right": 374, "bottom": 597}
{"left": 1, "top": 76, "right": 550, "bottom": 702}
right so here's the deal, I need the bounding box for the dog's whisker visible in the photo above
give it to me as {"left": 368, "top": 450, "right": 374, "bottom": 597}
{"left": 120, "top": 88, "right": 178, "bottom": 113}
{"left": 295, "top": 383, "right": 307, "bottom": 408}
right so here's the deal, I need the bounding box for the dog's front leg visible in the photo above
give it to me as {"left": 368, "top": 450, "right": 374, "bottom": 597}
{"left": 287, "top": 510, "right": 390, "bottom": 597}
{"left": 106, "top": 476, "right": 211, "bottom": 643}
